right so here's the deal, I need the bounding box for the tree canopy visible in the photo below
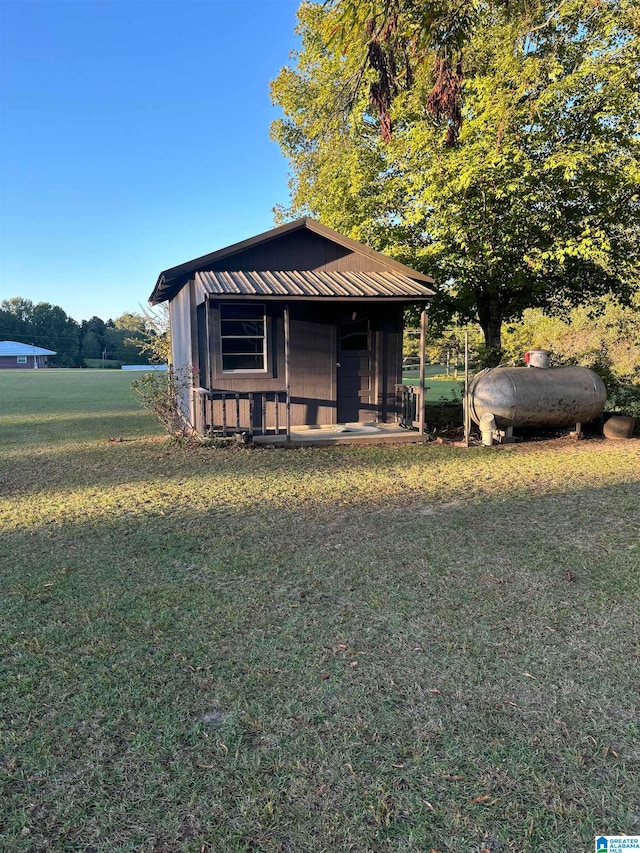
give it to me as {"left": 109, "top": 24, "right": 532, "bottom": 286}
{"left": 271, "top": 0, "right": 640, "bottom": 362}
{"left": 502, "top": 294, "right": 640, "bottom": 382}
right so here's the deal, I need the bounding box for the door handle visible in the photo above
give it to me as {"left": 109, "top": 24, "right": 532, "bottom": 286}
{"left": 336, "top": 362, "right": 341, "bottom": 367}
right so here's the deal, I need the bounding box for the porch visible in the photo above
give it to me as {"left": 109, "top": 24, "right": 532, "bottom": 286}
{"left": 192, "top": 384, "right": 427, "bottom": 445}
{"left": 251, "top": 422, "right": 427, "bottom": 446}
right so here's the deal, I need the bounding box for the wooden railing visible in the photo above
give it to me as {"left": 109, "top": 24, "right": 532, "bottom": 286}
{"left": 194, "top": 388, "right": 289, "bottom": 438}
{"left": 395, "top": 384, "right": 427, "bottom": 431}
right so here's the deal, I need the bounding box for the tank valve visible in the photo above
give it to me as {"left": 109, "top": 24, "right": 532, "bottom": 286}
{"left": 525, "top": 348, "right": 550, "bottom": 369}
{"left": 480, "top": 412, "right": 497, "bottom": 446}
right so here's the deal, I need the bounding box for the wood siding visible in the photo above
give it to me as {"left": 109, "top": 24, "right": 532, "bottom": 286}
{"left": 170, "top": 281, "right": 198, "bottom": 425}
{"left": 204, "top": 230, "right": 391, "bottom": 275}
{"left": 289, "top": 303, "right": 336, "bottom": 425}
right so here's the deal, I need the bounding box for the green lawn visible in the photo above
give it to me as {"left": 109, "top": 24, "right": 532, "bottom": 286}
{"left": 402, "top": 365, "right": 464, "bottom": 402}
{"left": 1, "top": 370, "right": 639, "bottom": 852}
{"left": 0, "top": 368, "right": 161, "bottom": 450}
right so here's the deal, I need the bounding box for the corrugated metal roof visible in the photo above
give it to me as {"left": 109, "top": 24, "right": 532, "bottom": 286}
{"left": 195, "top": 269, "right": 434, "bottom": 300}
{"left": 0, "top": 340, "right": 57, "bottom": 356}
{"left": 150, "top": 218, "right": 435, "bottom": 305}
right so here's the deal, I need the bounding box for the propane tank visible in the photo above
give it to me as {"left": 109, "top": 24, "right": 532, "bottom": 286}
{"left": 467, "top": 351, "right": 606, "bottom": 429}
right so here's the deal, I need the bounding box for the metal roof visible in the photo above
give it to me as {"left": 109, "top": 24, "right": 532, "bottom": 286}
{"left": 195, "top": 269, "right": 434, "bottom": 300}
{"left": 150, "top": 217, "right": 435, "bottom": 305}
{"left": 0, "top": 340, "right": 56, "bottom": 356}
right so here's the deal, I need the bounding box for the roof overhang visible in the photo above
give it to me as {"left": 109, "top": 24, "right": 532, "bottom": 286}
{"left": 193, "top": 269, "right": 434, "bottom": 304}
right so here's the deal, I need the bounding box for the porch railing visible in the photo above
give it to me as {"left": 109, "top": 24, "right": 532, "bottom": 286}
{"left": 194, "top": 388, "right": 289, "bottom": 438}
{"left": 395, "top": 384, "right": 427, "bottom": 431}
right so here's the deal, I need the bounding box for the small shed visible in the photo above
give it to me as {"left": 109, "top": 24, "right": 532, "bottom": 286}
{"left": 149, "top": 218, "right": 435, "bottom": 437}
{"left": 0, "top": 341, "right": 56, "bottom": 369}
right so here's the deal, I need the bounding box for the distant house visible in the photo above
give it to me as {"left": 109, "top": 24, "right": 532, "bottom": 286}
{"left": 149, "top": 218, "right": 435, "bottom": 437}
{"left": 0, "top": 341, "right": 56, "bottom": 369}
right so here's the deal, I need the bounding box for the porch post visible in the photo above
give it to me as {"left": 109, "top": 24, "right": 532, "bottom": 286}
{"left": 284, "top": 303, "right": 291, "bottom": 442}
{"left": 418, "top": 306, "right": 427, "bottom": 435}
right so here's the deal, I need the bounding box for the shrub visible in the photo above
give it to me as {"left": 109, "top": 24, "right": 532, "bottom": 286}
{"left": 604, "top": 381, "right": 640, "bottom": 421}
{"left": 130, "top": 368, "right": 195, "bottom": 438}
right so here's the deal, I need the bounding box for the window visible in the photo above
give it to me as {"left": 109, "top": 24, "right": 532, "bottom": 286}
{"left": 16, "top": 356, "right": 27, "bottom": 364}
{"left": 339, "top": 316, "right": 370, "bottom": 351}
{"left": 220, "top": 303, "right": 266, "bottom": 372}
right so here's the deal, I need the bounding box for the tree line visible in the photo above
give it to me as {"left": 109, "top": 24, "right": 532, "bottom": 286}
{"left": 0, "top": 297, "right": 166, "bottom": 368}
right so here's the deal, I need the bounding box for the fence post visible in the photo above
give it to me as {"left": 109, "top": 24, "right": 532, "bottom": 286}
{"left": 419, "top": 308, "right": 427, "bottom": 435}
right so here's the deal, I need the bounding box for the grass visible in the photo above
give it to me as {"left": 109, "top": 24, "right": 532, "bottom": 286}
{"left": 0, "top": 369, "right": 160, "bottom": 450}
{"left": 402, "top": 365, "right": 463, "bottom": 403}
{"left": 1, "top": 370, "right": 639, "bottom": 852}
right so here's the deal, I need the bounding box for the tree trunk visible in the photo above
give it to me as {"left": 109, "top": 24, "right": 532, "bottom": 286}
{"left": 476, "top": 291, "right": 503, "bottom": 367}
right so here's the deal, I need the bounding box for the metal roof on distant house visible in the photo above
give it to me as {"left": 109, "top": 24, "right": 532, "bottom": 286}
{"left": 195, "top": 269, "right": 434, "bottom": 301}
{"left": 0, "top": 341, "right": 56, "bottom": 356}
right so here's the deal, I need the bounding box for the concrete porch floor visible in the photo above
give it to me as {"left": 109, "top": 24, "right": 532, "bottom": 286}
{"left": 251, "top": 422, "right": 427, "bottom": 446}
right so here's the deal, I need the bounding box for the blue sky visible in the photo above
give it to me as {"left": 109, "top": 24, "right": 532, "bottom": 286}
{"left": 0, "top": 0, "right": 305, "bottom": 322}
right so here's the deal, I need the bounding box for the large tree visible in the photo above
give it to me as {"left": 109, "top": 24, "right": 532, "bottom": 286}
{"left": 103, "top": 314, "right": 152, "bottom": 364}
{"left": 79, "top": 316, "right": 108, "bottom": 361}
{"left": 271, "top": 0, "right": 639, "bottom": 362}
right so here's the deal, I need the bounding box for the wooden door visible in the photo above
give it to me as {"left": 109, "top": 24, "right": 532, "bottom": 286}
{"left": 337, "top": 314, "right": 374, "bottom": 423}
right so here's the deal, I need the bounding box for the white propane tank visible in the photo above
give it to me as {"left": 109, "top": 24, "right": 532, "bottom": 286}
{"left": 467, "top": 352, "right": 606, "bottom": 429}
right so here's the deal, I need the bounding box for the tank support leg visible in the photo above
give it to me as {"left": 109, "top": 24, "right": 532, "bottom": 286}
{"left": 495, "top": 426, "right": 516, "bottom": 445}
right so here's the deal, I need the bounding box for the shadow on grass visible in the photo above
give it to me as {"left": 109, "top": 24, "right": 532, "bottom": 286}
{"left": 1, "top": 428, "right": 638, "bottom": 504}
{"left": 0, "top": 409, "right": 161, "bottom": 451}
{"left": 1, "top": 476, "right": 639, "bottom": 852}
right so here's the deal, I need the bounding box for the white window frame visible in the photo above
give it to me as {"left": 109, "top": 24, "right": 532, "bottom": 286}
{"left": 16, "top": 356, "right": 27, "bottom": 364}
{"left": 220, "top": 302, "right": 267, "bottom": 374}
